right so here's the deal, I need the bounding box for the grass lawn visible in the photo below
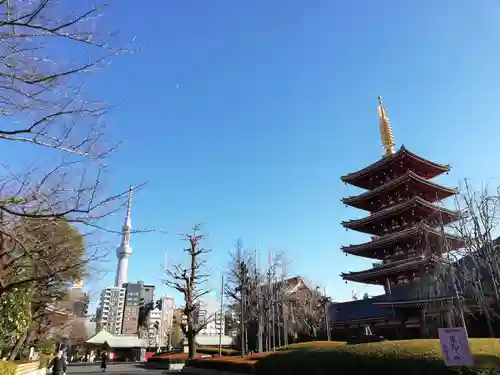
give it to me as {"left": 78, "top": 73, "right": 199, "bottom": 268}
{"left": 188, "top": 339, "right": 500, "bottom": 375}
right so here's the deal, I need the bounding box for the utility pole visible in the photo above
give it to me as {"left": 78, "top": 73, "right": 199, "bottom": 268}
{"left": 324, "top": 286, "right": 331, "bottom": 341}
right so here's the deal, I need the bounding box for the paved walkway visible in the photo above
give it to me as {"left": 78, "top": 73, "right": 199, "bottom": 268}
{"left": 66, "top": 363, "right": 168, "bottom": 374}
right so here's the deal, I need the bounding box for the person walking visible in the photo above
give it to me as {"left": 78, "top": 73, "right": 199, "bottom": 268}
{"left": 49, "top": 351, "right": 67, "bottom": 375}
{"left": 100, "top": 352, "right": 108, "bottom": 372}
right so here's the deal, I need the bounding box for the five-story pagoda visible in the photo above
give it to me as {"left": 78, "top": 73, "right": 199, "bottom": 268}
{"left": 337, "top": 97, "right": 463, "bottom": 338}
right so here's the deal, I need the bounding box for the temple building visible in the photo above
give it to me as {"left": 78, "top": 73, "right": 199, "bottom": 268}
{"left": 330, "top": 97, "right": 466, "bottom": 340}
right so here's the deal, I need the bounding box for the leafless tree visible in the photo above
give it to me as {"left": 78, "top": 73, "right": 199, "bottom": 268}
{"left": 261, "top": 252, "right": 293, "bottom": 351}
{"left": 224, "top": 246, "right": 306, "bottom": 351}
{"left": 66, "top": 317, "right": 90, "bottom": 351}
{"left": 448, "top": 180, "right": 500, "bottom": 336}
{"left": 414, "top": 179, "right": 500, "bottom": 338}
{"left": 290, "top": 282, "right": 331, "bottom": 341}
{"left": 0, "top": 0, "right": 147, "bottom": 301}
{"left": 224, "top": 240, "right": 259, "bottom": 353}
{"left": 163, "top": 224, "right": 212, "bottom": 359}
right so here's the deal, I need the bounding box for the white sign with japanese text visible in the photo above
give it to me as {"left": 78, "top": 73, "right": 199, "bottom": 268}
{"left": 438, "top": 327, "right": 474, "bottom": 367}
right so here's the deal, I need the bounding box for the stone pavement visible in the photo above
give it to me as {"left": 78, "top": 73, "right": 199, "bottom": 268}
{"left": 66, "top": 363, "right": 168, "bottom": 374}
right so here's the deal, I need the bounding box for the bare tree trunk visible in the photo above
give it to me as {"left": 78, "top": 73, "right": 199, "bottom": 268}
{"left": 485, "top": 311, "right": 495, "bottom": 338}
{"left": 163, "top": 226, "right": 211, "bottom": 360}
{"left": 257, "top": 294, "right": 263, "bottom": 352}
{"left": 283, "top": 302, "right": 288, "bottom": 346}
{"left": 277, "top": 304, "right": 282, "bottom": 348}
{"left": 8, "top": 329, "right": 29, "bottom": 360}
{"left": 271, "top": 304, "right": 276, "bottom": 350}
{"left": 266, "top": 309, "right": 271, "bottom": 351}
{"left": 188, "top": 331, "right": 196, "bottom": 360}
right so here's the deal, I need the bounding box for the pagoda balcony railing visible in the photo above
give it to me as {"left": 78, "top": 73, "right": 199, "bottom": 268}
{"left": 372, "top": 255, "right": 408, "bottom": 268}
{"left": 373, "top": 251, "right": 419, "bottom": 269}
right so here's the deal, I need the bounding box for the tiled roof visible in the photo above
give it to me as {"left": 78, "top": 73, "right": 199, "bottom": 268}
{"left": 329, "top": 296, "right": 397, "bottom": 323}
{"left": 86, "top": 330, "right": 146, "bottom": 348}
{"left": 341, "top": 146, "right": 450, "bottom": 184}
{"left": 342, "top": 171, "right": 456, "bottom": 209}
{"left": 258, "top": 276, "right": 311, "bottom": 295}
{"left": 341, "top": 225, "right": 463, "bottom": 258}
{"left": 341, "top": 196, "right": 459, "bottom": 230}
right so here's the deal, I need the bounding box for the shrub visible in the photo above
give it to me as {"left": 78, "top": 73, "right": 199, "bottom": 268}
{"left": 147, "top": 356, "right": 186, "bottom": 365}
{"left": 254, "top": 339, "right": 500, "bottom": 375}
{"left": 152, "top": 349, "right": 180, "bottom": 357}
{"left": 0, "top": 360, "right": 41, "bottom": 375}
{"left": 197, "top": 347, "right": 239, "bottom": 356}
{"left": 148, "top": 352, "right": 204, "bottom": 363}
{"left": 277, "top": 341, "right": 346, "bottom": 351}
{"left": 187, "top": 352, "right": 278, "bottom": 374}
{"left": 37, "top": 340, "right": 56, "bottom": 355}
{"left": 0, "top": 361, "right": 17, "bottom": 375}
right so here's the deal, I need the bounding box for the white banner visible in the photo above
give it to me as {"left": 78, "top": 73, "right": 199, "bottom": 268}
{"left": 438, "top": 327, "right": 473, "bottom": 367}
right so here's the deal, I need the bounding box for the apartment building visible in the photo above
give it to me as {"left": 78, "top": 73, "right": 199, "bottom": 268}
{"left": 121, "top": 281, "right": 156, "bottom": 334}
{"left": 96, "top": 287, "right": 126, "bottom": 335}
{"left": 121, "top": 283, "right": 141, "bottom": 334}
{"left": 158, "top": 296, "right": 174, "bottom": 347}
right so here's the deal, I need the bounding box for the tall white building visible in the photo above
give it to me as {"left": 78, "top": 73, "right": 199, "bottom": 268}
{"left": 96, "top": 287, "right": 126, "bottom": 334}
{"left": 147, "top": 308, "right": 162, "bottom": 346}
{"left": 96, "top": 186, "right": 136, "bottom": 335}
{"left": 195, "top": 299, "right": 224, "bottom": 336}
{"left": 159, "top": 296, "right": 174, "bottom": 347}
{"left": 115, "top": 186, "right": 133, "bottom": 287}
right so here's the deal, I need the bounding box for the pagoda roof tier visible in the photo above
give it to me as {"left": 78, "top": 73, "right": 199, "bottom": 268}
{"left": 341, "top": 146, "right": 450, "bottom": 190}
{"left": 341, "top": 224, "right": 464, "bottom": 260}
{"left": 341, "top": 255, "right": 441, "bottom": 285}
{"left": 341, "top": 196, "right": 459, "bottom": 236}
{"left": 342, "top": 171, "right": 456, "bottom": 212}
{"left": 373, "top": 296, "right": 454, "bottom": 309}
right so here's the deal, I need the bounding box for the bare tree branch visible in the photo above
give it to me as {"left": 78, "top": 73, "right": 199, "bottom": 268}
{"left": 163, "top": 224, "right": 212, "bottom": 359}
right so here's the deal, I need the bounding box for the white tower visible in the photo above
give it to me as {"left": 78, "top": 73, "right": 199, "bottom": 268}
{"left": 115, "top": 186, "right": 133, "bottom": 287}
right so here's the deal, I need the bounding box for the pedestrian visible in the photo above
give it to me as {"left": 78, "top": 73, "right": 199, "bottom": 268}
{"left": 49, "top": 350, "right": 67, "bottom": 375}
{"left": 100, "top": 352, "right": 108, "bottom": 372}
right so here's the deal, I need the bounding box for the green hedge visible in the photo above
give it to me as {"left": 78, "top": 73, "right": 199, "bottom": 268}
{"left": 0, "top": 359, "right": 43, "bottom": 375}
{"left": 197, "top": 347, "right": 239, "bottom": 356}
{"left": 152, "top": 349, "right": 181, "bottom": 357}
{"left": 147, "top": 356, "right": 186, "bottom": 364}
{"left": 277, "top": 341, "right": 346, "bottom": 351}
{"left": 254, "top": 339, "right": 500, "bottom": 375}
{"left": 0, "top": 361, "right": 17, "bottom": 375}
{"left": 187, "top": 358, "right": 254, "bottom": 374}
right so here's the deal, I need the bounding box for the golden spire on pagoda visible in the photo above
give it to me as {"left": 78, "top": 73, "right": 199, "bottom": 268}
{"left": 377, "top": 96, "right": 396, "bottom": 156}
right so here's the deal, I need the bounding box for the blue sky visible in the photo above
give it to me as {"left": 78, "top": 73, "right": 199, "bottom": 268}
{"left": 68, "top": 0, "right": 500, "bottom": 306}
